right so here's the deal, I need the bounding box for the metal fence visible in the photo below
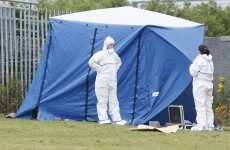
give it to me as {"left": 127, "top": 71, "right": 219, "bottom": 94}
{"left": 0, "top": 5, "right": 68, "bottom": 95}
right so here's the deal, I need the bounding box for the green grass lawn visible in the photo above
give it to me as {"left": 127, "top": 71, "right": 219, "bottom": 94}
{"left": 0, "top": 118, "right": 230, "bottom": 150}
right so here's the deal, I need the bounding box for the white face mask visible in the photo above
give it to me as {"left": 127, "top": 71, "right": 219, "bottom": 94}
{"left": 108, "top": 48, "right": 114, "bottom": 54}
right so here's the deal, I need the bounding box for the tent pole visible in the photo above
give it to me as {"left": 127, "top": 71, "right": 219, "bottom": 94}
{"left": 85, "top": 28, "right": 98, "bottom": 121}
{"left": 131, "top": 31, "right": 142, "bottom": 124}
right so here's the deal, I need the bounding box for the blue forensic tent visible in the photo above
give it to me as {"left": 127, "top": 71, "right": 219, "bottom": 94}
{"left": 14, "top": 7, "right": 204, "bottom": 125}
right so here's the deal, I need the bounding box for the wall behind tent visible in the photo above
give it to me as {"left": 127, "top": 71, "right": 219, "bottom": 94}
{"left": 0, "top": 5, "right": 69, "bottom": 97}
{"left": 204, "top": 36, "right": 230, "bottom": 91}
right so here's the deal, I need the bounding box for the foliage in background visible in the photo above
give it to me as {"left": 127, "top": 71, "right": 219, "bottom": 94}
{"left": 145, "top": 0, "right": 230, "bottom": 37}
{"left": 38, "top": 0, "right": 130, "bottom": 12}
{"left": 214, "top": 76, "right": 230, "bottom": 127}
{"left": 144, "top": 0, "right": 178, "bottom": 16}
{"left": 0, "top": 78, "right": 24, "bottom": 114}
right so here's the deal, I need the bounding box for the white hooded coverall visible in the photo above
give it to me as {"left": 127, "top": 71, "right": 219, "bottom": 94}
{"left": 88, "top": 36, "right": 122, "bottom": 122}
{"left": 189, "top": 54, "right": 214, "bottom": 130}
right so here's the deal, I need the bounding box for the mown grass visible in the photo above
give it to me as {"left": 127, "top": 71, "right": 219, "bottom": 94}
{"left": 0, "top": 118, "right": 230, "bottom": 150}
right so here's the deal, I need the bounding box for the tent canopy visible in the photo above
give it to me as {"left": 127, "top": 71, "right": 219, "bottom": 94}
{"left": 14, "top": 6, "right": 204, "bottom": 125}
{"left": 53, "top": 6, "right": 200, "bottom": 27}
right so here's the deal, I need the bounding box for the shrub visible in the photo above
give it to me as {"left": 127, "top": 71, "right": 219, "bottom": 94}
{"left": 214, "top": 76, "right": 230, "bottom": 127}
{"left": 0, "top": 78, "right": 24, "bottom": 114}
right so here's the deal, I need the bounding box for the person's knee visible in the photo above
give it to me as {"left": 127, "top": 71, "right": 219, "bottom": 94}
{"left": 97, "top": 101, "right": 107, "bottom": 106}
{"left": 110, "top": 99, "right": 118, "bottom": 103}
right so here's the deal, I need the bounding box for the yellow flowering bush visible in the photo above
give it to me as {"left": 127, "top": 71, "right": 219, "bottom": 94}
{"left": 214, "top": 76, "right": 230, "bottom": 127}
{"left": 219, "top": 76, "right": 226, "bottom": 83}
{"left": 217, "top": 83, "right": 224, "bottom": 93}
{"left": 217, "top": 76, "right": 225, "bottom": 93}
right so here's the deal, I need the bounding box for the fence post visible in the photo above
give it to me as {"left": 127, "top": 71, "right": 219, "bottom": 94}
{"left": 19, "top": 9, "right": 24, "bottom": 90}
{"left": 0, "top": 6, "right": 5, "bottom": 85}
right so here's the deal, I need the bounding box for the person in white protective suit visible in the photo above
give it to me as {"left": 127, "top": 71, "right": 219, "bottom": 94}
{"left": 88, "top": 36, "right": 127, "bottom": 125}
{"left": 189, "top": 45, "right": 214, "bottom": 131}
